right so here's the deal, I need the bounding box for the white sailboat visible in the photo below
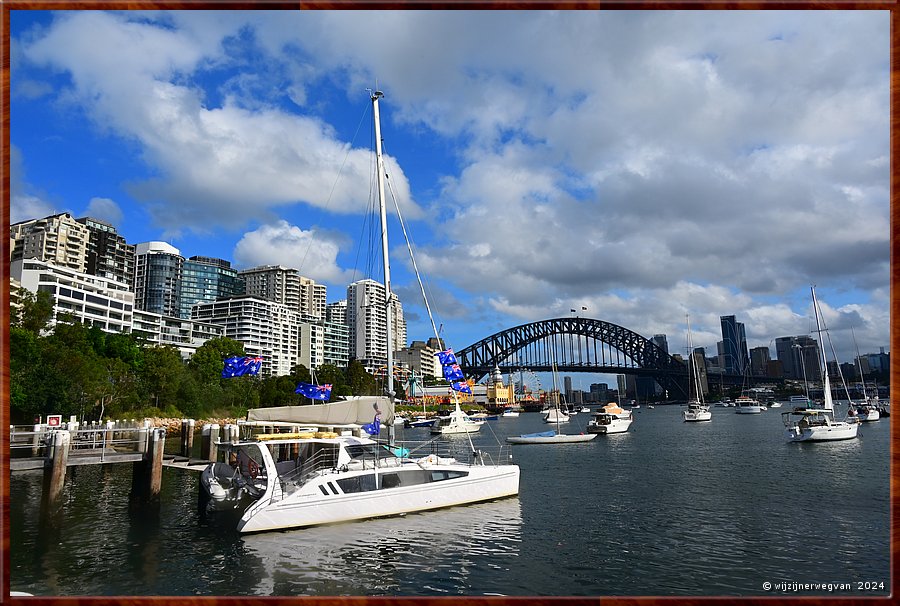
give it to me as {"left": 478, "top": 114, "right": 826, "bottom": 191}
{"left": 682, "top": 315, "right": 712, "bottom": 423}
{"left": 782, "top": 287, "right": 859, "bottom": 442}
{"left": 851, "top": 327, "right": 880, "bottom": 422}
{"left": 199, "top": 89, "right": 519, "bottom": 532}
{"left": 507, "top": 351, "right": 596, "bottom": 444}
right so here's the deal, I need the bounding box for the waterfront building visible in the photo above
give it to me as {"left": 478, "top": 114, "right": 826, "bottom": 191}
{"left": 134, "top": 242, "right": 184, "bottom": 317}
{"left": 131, "top": 309, "right": 225, "bottom": 359}
{"left": 395, "top": 340, "right": 441, "bottom": 379}
{"left": 11, "top": 213, "right": 91, "bottom": 274}
{"left": 179, "top": 256, "right": 243, "bottom": 319}
{"left": 192, "top": 295, "right": 303, "bottom": 377}
{"left": 76, "top": 217, "right": 135, "bottom": 287}
{"left": 322, "top": 318, "right": 350, "bottom": 369}
{"left": 589, "top": 383, "right": 609, "bottom": 403}
{"left": 239, "top": 265, "right": 326, "bottom": 319}
{"left": 326, "top": 300, "right": 348, "bottom": 326}
{"left": 719, "top": 315, "right": 749, "bottom": 375}
{"left": 11, "top": 258, "right": 134, "bottom": 334}
{"left": 749, "top": 346, "right": 771, "bottom": 376}
{"left": 346, "top": 279, "right": 407, "bottom": 373}
{"left": 486, "top": 366, "right": 516, "bottom": 411}
{"left": 299, "top": 317, "right": 325, "bottom": 371}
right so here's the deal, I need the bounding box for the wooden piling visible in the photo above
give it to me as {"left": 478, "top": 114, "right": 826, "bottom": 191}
{"left": 42, "top": 430, "right": 70, "bottom": 511}
{"left": 130, "top": 428, "right": 165, "bottom": 505}
{"left": 179, "top": 419, "right": 196, "bottom": 457}
{"left": 201, "top": 423, "right": 220, "bottom": 462}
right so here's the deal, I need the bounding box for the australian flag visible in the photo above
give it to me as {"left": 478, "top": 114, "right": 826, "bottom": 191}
{"left": 222, "top": 356, "right": 263, "bottom": 378}
{"left": 442, "top": 363, "right": 464, "bottom": 382}
{"left": 295, "top": 382, "right": 333, "bottom": 401}
{"left": 435, "top": 348, "right": 458, "bottom": 366}
{"left": 361, "top": 414, "right": 381, "bottom": 436}
{"left": 450, "top": 381, "right": 472, "bottom": 394}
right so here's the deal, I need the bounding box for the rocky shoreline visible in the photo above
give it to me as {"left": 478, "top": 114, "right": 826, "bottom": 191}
{"left": 144, "top": 417, "right": 240, "bottom": 435}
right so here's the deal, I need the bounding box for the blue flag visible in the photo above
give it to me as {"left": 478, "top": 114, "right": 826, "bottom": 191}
{"left": 361, "top": 414, "right": 381, "bottom": 436}
{"left": 222, "top": 356, "right": 263, "bottom": 378}
{"left": 435, "top": 348, "right": 458, "bottom": 366}
{"left": 450, "top": 381, "right": 472, "bottom": 394}
{"left": 295, "top": 382, "right": 333, "bottom": 401}
{"left": 442, "top": 363, "right": 464, "bottom": 382}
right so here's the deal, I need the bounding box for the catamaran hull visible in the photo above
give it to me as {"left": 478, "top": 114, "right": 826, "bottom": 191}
{"left": 236, "top": 466, "right": 520, "bottom": 533}
{"left": 683, "top": 412, "right": 712, "bottom": 422}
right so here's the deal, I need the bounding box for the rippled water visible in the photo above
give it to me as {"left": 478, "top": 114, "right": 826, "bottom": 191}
{"left": 9, "top": 404, "right": 891, "bottom": 596}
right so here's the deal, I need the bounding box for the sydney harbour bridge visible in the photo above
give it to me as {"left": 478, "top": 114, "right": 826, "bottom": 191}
{"left": 454, "top": 317, "right": 776, "bottom": 400}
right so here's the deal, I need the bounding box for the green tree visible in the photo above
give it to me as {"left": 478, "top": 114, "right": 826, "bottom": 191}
{"left": 346, "top": 359, "right": 377, "bottom": 395}
{"left": 188, "top": 337, "right": 246, "bottom": 384}
{"left": 11, "top": 287, "right": 54, "bottom": 334}
{"left": 138, "top": 346, "right": 186, "bottom": 411}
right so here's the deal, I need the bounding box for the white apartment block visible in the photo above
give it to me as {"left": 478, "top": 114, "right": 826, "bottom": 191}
{"left": 347, "top": 279, "right": 407, "bottom": 372}
{"left": 192, "top": 295, "right": 302, "bottom": 377}
{"left": 11, "top": 213, "right": 90, "bottom": 273}
{"left": 239, "top": 265, "right": 326, "bottom": 319}
{"left": 11, "top": 258, "right": 134, "bottom": 334}
{"left": 326, "top": 299, "right": 348, "bottom": 325}
{"left": 395, "top": 340, "right": 441, "bottom": 379}
{"left": 131, "top": 309, "right": 225, "bottom": 360}
{"left": 323, "top": 319, "right": 350, "bottom": 368}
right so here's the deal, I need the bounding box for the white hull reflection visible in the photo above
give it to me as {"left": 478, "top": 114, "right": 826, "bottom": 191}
{"left": 239, "top": 497, "right": 523, "bottom": 595}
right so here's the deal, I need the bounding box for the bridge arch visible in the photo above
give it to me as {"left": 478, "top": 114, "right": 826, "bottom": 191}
{"left": 455, "top": 317, "right": 690, "bottom": 399}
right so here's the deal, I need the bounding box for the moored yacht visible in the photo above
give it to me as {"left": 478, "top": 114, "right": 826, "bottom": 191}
{"left": 782, "top": 287, "right": 860, "bottom": 443}
{"left": 682, "top": 315, "right": 712, "bottom": 423}
{"left": 734, "top": 395, "right": 762, "bottom": 414}
{"left": 586, "top": 410, "right": 633, "bottom": 434}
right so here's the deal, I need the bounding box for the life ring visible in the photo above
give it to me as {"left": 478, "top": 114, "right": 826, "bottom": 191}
{"left": 248, "top": 459, "right": 259, "bottom": 478}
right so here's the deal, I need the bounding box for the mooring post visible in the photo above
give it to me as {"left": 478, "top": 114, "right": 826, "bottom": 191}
{"left": 31, "top": 423, "right": 43, "bottom": 457}
{"left": 42, "top": 430, "right": 70, "bottom": 511}
{"left": 201, "top": 423, "right": 220, "bottom": 462}
{"left": 130, "top": 428, "right": 166, "bottom": 505}
{"left": 181, "top": 419, "right": 197, "bottom": 457}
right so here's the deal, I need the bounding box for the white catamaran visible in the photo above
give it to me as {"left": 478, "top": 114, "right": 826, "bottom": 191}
{"left": 199, "top": 90, "right": 519, "bottom": 532}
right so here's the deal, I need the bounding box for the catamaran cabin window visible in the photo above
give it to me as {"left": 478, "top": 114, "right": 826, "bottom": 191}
{"left": 430, "top": 470, "right": 469, "bottom": 482}
{"left": 336, "top": 473, "right": 378, "bottom": 494}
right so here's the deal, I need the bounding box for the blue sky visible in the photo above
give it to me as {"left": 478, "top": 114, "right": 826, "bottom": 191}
{"left": 9, "top": 10, "right": 890, "bottom": 372}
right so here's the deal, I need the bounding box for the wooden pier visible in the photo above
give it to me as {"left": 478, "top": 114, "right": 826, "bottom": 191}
{"left": 9, "top": 419, "right": 240, "bottom": 516}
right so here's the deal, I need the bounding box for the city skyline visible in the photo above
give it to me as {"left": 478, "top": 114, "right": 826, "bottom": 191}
{"left": 10, "top": 10, "right": 889, "bottom": 369}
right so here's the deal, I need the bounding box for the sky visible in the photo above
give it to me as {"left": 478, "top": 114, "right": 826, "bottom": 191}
{"left": 8, "top": 10, "right": 891, "bottom": 377}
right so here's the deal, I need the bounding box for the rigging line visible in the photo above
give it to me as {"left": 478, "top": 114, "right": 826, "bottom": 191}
{"left": 385, "top": 166, "right": 477, "bottom": 454}
{"left": 297, "top": 102, "right": 372, "bottom": 277}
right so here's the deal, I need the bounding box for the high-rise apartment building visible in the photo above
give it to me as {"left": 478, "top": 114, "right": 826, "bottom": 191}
{"left": 192, "top": 295, "right": 303, "bottom": 377}
{"left": 326, "top": 300, "right": 348, "bottom": 326}
{"left": 719, "top": 315, "right": 749, "bottom": 375}
{"left": 76, "top": 217, "right": 135, "bottom": 287}
{"left": 346, "top": 279, "right": 407, "bottom": 372}
{"left": 10, "top": 213, "right": 90, "bottom": 273}
{"left": 239, "top": 265, "right": 326, "bottom": 319}
{"left": 179, "top": 256, "right": 243, "bottom": 319}
{"left": 134, "top": 242, "right": 184, "bottom": 317}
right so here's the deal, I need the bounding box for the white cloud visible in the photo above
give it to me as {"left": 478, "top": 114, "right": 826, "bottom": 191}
{"left": 232, "top": 221, "right": 353, "bottom": 286}
{"left": 82, "top": 197, "right": 124, "bottom": 227}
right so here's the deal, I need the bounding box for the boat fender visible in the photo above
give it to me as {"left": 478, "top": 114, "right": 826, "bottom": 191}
{"left": 248, "top": 459, "right": 259, "bottom": 478}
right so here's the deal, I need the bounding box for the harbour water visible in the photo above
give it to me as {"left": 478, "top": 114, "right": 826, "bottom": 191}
{"left": 9, "top": 403, "right": 891, "bottom": 596}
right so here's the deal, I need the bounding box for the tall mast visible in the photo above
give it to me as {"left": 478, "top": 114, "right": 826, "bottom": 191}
{"left": 372, "top": 90, "right": 395, "bottom": 443}
{"left": 811, "top": 286, "right": 833, "bottom": 411}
